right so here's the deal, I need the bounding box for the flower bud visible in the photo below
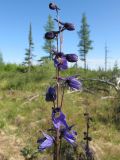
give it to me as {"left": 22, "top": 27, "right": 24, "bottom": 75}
{"left": 46, "top": 87, "right": 56, "bottom": 101}
{"left": 49, "top": 3, "right": 60, "bottom": 10}
{"left": 64, "top": 23, "right": 75, "bottom": 31}
{"left": 45, "top": 31, "right": 57, "bottom": 40}
{"left": 65, "top": 54, "right": 78, "bottom": 62}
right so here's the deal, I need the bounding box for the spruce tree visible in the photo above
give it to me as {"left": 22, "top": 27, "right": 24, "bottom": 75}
{"left": 78, "top": 13, "right": 92, "bottom": 70}
{"left": 113, "top": 61, "right": 119, "bottom": 76}
{"left": 42, "top": 14, "right": 55, "bottom": 59}
{"left": 0, "top": 51, "right": 4, "bottom": 65}
{"left": 24, "top": 23, "right": 34, "bottom": 72}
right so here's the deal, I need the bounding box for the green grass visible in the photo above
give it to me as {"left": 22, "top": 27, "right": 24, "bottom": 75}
{"left": 0, "top": 62, "right": 120, "bottom": 159}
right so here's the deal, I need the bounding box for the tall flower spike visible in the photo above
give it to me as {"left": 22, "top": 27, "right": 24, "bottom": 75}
{"left": 52, "top": 107, "right": 68, "bottom": 129}
{"left": 46, "top": 87, "right": 56, "bottom": 102}
{"left": 49, "top": 3, "right": 60, "bottom": 11}
{"left": 54, "top": 19, "right": 75, "bottom": 31}
{"left": 37, "top": 132, "right": 54, "bottom": 151}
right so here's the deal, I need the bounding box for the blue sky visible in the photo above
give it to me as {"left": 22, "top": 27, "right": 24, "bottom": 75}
{"left": 0, "top": 0, "right": 120, "bottom": 69}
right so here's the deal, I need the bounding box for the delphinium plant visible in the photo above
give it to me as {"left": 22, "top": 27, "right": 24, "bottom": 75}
{"left": 79, "top": 108, "right": 94, "bottom": 160}
{"left": 37, "top": 2, "right": 82, "bottom": 160}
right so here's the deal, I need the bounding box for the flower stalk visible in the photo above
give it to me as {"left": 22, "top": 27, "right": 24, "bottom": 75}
{"left": 60, "top": 86, "right": 65, "bottom": 108}
{"left": 37, "top": 2, "right": 80, "bottom": 160}
{"left": 83, "top": 108, "right": 93, "bottom": 160}
{"left": 55, "top": 7, "right": 61, "bottom": 160}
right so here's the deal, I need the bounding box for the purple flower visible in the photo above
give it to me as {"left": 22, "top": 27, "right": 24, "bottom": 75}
{"left": 66, "top": 76, "right": 82, "bottom": 90}
{"left": 65, "top": 54, "right": 78, "bottom": 62}
{"left": 63, "top": 131, "right": 76, "bottom": 145}
{"left": 59, "top": 76, "right": 82, "bottom": 90}
{"left": 54, "top": 57, "right": 67, "bottom": 69}
{"left": 49, "top": 3, "right": 60, "bottom": 11}
{"left": 54, "top": 19, "right": 75, "bottom": 31}
{"left": 61, "top": 125, "right": 77, "bottom": 145}
{"left": 54, "top": 57, "right": 68, "bottom": 70}
{"left": 45, "top": 31, "right": 59, "bottom": 40}
{"left": 51, "top": 49, "right": 64, "bottom": 58}
{"left": 37, "top": 132, "right": 54, "bottom": 151}
{"left": 45, "top": 28, "right": 65, "bottom": 40}
{"left": 46, "top": 87, "right": 56, "bottom": 102}
{"left": 52, "top": 107, "right": 68, "bottom": 129}
{"left": 64, "top": 23, "right": 75, "bottom": 31}
{"left": 56, "top": 52, "right": 64, "bottom": 58}
{"left": 52, "top": 50, "right": 78, "bottom": 63}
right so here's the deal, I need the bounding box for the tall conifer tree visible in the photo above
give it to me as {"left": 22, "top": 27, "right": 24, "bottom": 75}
{"left": 43, "top": 14, "right": 55, "bottom": 59}
{"left": 24, "top": 23, "right": 34, "bottom": 72}
{"left": 78, "top": 13, "right": 92, "bottom": 70}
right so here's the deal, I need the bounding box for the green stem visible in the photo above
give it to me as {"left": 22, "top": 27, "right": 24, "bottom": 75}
{"left": 59, "top": 137, "right": 62, "bottom": 160}
{"left": 54, "top": 8, "right": 63, "bottom": 160}
{"left": 60, "top": 86, "right": 65, "bottom": 108}
{"left": 55, "top": 67, "right": 60, "bottom": 160}
{"left": 57, "top": 68, "right": 59, "bottom": 107}
{"left": 53, "top": 100, "right": 56, "bottom": 109}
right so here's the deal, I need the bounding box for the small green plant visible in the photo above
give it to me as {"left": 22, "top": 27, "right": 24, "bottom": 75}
{"left": 21, "top": 147, "right": 38, "bottom": 160}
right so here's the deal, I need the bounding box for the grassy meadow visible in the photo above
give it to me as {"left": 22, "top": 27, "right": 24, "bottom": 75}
{"left": 0, "top": 61, "right": 120, "bottom": 160}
